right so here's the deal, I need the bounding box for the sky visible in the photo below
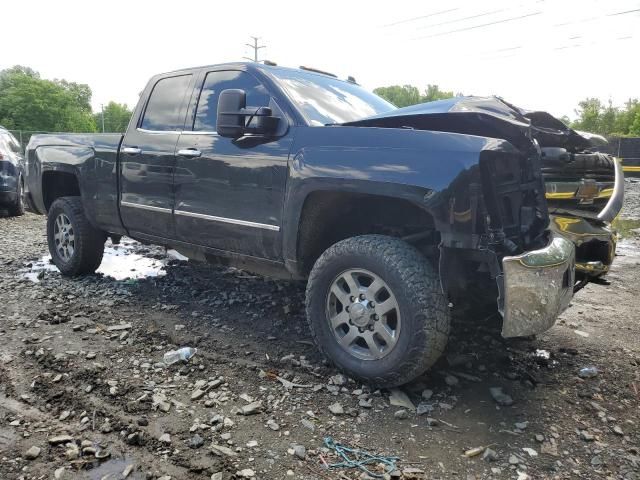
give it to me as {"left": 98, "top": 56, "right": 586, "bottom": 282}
{"left": 2, "top": 0, "right": 639, "bottom": 119}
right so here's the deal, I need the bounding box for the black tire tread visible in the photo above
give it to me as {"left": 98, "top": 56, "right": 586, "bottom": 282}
{"left": 306, "top": 235, "right": 450, "bottom": 388}
{"left": 47, "top": 196, "right": 105, "bottom": 276}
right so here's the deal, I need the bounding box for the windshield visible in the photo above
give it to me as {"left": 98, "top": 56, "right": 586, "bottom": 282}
{"left": 269, "top": 69, "right": 396, "bottom": 126}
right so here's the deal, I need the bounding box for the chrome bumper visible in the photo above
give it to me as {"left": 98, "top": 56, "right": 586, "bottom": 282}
{"left": 501, "top": 233, "right": 575, "bottom": 337}
{"left": 598, "top": 158, "right": 624, "bottom": 223}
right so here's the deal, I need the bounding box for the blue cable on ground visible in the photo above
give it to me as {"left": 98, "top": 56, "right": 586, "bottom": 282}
{"left": 323, "top": 436, "right": 399, "bottom": 478}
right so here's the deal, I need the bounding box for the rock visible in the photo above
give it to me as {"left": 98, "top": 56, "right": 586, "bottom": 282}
{"left": 211, "top": 473, "right": 223, "bottom": 480}
{"left": 237, "top": 469, "right": 255, "bottom": 478}
{"left": 416, "top": 402, "right": 433, "bottom": 416}
{"left": 301, "top": 418, "right": 315, "bottom": 431}
{"left": 24, "top": 446, "right": 41, "bottom": 460}
{"left": 48, "top": 434, "right": 74, "bottom": 445}
{"left": 444, "top": 374, "right": 459, "bottom": 386}
{"left": 535, "top": 434, "right": 545, "bottom": 442}
{"left": 580, "top": 430, "right": 595, "bottom": 441}
{"left": 394, "top": 409, "right": 409, "bottom": 420}
{"left": 508, "top": 454, "right": 521, "bottom": 465}
{"left": 522, "top": 447, "right": 538, "bottom": 457}
{"left": 426, "top": 417, "right": 439, "bottom": 427}
{"left": 190, "top": 434, "right": 204, "bottom": 449}
{"left": 359, "top": 398, "right": 373, "bottom": 408}
{"left": 65, "top": 444, "right": 80, "bottom": 460}
{"left": 106, "top": 323, "right": 131, "bottom": 331}
{"left": 613, "top": 425, "right": 624, "bottom": 436}
{"left": 137, "top": 417, "right": 149, "bottom": 426}
{"left": 54, "top": 467, "right": 66, "bottom": 479}
{"left": 591, "top": 455, "right": 603, "bottom": 466}
{"left": 515, "top": 421, "right": 528, "bottom": 430}
{"left": 402, "top": 467, "right": 425, "bottom": 479}
{"left": 329, "top": 374, "right": 347, "bottom": 386}
{"left": 152, "top": 393, "right": 171, "bottom": 412}
{"left": 246, "top": 440, "right": 258, "bottom": 448}
{"left": 210, "top": 444, "right": 238, "bottom": 457}
{"left": 482, "top": 448, "right": 497, "bottom": 462}
{"left": 159, "top": 433, "right": 171, "bottom": 444}
{"left": 239, "top": 401, "right": 262, "bottom": 416}
{"left": 421, "top": 389, "right": 434, "bottom": 401}
{"left": 266, "top": 419, "right": 280, "bottom": 431}
{"left": 328, "top": 402, "right": 344, "bottom": 415}
{"left": 191, "top": 388, "right": 206, "bottom": 401}
{"left": 293, "top": 445, "right": 306, "bottom": 460}
{"left": 489, "top": 387, "right": 513, "bottom": 406}
{"left": 389, "top": 388, "right": 415, "bottom": 411}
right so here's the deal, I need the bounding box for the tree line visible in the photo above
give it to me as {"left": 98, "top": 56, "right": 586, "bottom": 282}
{"left": 1, "top": 65, "right": 638, "bottom": 137}
{"left": 0, "top": 66, "right": 132, "bottom": 133}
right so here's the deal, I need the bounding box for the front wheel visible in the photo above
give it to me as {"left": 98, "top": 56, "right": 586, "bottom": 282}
{"left": 47, "top": 196, "right": 105, "bottom": 276}
{"left": 306, "top": 235, "right": 450, "bottom": 388}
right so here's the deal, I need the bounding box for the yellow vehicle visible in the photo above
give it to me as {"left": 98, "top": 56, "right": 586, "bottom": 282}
{"left": 543, "top": 146, "right": 624, "bottom": 281}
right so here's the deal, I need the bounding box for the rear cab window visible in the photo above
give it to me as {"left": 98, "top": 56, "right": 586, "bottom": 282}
{"left": 140, "top": 75, "right": 193, "bottom": 131}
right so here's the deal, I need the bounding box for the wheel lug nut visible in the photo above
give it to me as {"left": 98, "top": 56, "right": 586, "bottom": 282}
{"left": 345, "top": 306, "right": 350, "bottom": 312}
{"left": 350, "top": 296, "right": 355, "bottom": 302}
{"left": 369, "top": 302, "right": 375, "bottom": 308}
{"left": 359, "top": 293, "right": 366, "bottom": 301}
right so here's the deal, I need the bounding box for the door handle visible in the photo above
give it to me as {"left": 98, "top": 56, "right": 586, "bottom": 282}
{"left": 178, "top": 148, "right": 202, "bottom": 158}
{"left": 122, "top": 147, "right": 142, "bottom": 155}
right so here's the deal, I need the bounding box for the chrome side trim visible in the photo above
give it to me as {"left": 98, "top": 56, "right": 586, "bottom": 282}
{"left": 120, "top": 201, "right": 172, "bottom": 213}
{"left": 180, "top": 131, "right": 219, "bottom": 136}
{"left": 174, "top": 209, "right": 280, "bottom": 231}
{"left": 137, "top": 128, "right": 181, "bottom": 135}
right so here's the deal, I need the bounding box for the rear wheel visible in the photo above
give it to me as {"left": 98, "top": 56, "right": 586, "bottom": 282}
{"left": 306, "top": 235, "right": 450, "bottom": 388}
{"left": 47, "top": 196, "right": 105, "bottom": 276}
{"left": 7, "top": 176, "right": 25, "bottom": 217}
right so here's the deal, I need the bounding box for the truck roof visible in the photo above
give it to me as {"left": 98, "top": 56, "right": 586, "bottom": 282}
{"left": 161, "top": 62, "right": 353, "bottom": 84}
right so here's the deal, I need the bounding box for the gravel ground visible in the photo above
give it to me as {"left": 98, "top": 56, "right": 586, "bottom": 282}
{"left": 0, "top": 181, "right": 639, "bottom": 480}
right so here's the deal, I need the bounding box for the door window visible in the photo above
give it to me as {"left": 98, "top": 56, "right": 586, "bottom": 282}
{"left": 193, "top": 71, "right": 270, "bottom": 132}
{"left": 140, "top": 75, "right": 192, "bottom": 131}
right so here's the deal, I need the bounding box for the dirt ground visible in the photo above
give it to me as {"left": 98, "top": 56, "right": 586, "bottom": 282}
{"left": 1, "top": 181, "right": 639, "bottom": 480}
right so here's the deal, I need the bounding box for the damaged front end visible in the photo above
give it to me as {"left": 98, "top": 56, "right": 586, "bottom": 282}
{"left": 344, "top": 96, "right": 621, "bottom": 336}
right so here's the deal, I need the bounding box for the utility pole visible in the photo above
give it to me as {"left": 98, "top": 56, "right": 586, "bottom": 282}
{"left": 243, "top": 36, "right": 265, "bottom": 62}
{"left": 100, "top": 104, "right": 105, "bottom": 133}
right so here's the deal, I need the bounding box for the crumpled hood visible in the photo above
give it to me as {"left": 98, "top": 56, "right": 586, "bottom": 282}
{"left": 343, "top": 96, "right": 604, "bottom": 153}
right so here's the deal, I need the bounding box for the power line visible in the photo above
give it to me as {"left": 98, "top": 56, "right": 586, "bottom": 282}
{"left": 416, "top": 8, "right": 508, "bottom": 30}
{"left": 382, "top": 8, "right": 459, "bottom": 28}
{"left": 243, "top": 36, "right": 265, "bottom": 62}
{"left": 608, "top": 7, "right": 640, "bottom": 16}
{"left": 415, "top": 11, "right": 542, "bottom": 39}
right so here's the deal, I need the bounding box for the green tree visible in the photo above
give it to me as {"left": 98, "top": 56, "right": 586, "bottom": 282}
{"left": 571, "top": 97, "right": 640, "bottom": 136}
{"left": 373, "top": 85, "right": 422, "bottom": 107}
{"left": 374, "top": 84, "right": 458, "bottom": 108}
{"left": 95, "top": 102, "right": 132, "bottom": 133}
{"left": 0, "top": 65, "right": 96, "bottom": 132}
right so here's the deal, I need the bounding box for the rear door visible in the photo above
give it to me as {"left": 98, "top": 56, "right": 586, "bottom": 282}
{"left": 173, "top": 69, "right": 292, "bottom": 259}
{"left": 119, "top": 73, "right": 195, "bottom": 239}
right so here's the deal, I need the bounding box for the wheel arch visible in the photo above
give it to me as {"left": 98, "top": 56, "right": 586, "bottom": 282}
{"left": 284, "top": 184, "right": 439, "bottom": 277}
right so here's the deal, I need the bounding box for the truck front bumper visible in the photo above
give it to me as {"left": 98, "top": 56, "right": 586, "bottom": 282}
{"left": 501, "top": 232, "right": 575, "bottom": 337}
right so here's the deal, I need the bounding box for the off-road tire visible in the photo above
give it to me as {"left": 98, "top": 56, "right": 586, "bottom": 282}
{"left": 47, "top": 196, "right": 105, "bottom": 276}
{"left": 306, "top": 235, "right": 450, "bottom": 388}
{"left": 7, "top": 176, "right": 25, "bottom": 217}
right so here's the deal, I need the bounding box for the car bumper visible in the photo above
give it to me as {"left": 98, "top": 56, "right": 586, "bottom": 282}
{"left": 549, "top": 214, "right": 616, "bottom": 277}
{"left": 501, "top": 232, "right": 575, "bottom": 337}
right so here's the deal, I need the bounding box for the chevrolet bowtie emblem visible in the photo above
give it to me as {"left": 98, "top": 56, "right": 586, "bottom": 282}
{"left": 576, "top": 179, "right": 599, "bottom": 204}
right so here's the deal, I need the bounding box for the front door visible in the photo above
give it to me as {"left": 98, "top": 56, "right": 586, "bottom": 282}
{"left": 120, "top": 73, "right": 194, "bottom": 239}
{"left": 173, "top": 70, "right": 291, "bottom": 260}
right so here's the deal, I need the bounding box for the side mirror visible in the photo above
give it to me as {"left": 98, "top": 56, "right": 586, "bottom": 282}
{"left": 216, "top": 89, "right": 280, "bottom": 138}
{"left": 217, "top": 89, "right": 246, "bottom": 138}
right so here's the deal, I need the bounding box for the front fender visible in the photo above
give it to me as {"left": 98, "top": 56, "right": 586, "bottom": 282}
{"left": 281, "top": 126, "right": 521, "bottom": 267}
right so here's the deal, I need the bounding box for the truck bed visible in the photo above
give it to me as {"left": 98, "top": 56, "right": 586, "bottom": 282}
{"left": 25, "top": 133, "right": 124, "bottom": 233}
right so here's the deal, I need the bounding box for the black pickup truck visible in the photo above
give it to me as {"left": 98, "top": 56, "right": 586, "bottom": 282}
{"left": 24, "top": 62, "right": 623, "bottom": 387}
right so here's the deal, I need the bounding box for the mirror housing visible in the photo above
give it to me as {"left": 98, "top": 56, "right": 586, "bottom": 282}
{"left": 216, "top": 89, "right": 280, "bottom": 138}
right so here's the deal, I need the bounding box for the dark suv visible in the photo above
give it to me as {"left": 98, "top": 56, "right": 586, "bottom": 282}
{"left": 0, "top": 126, "right": 25, "bottom": 216}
